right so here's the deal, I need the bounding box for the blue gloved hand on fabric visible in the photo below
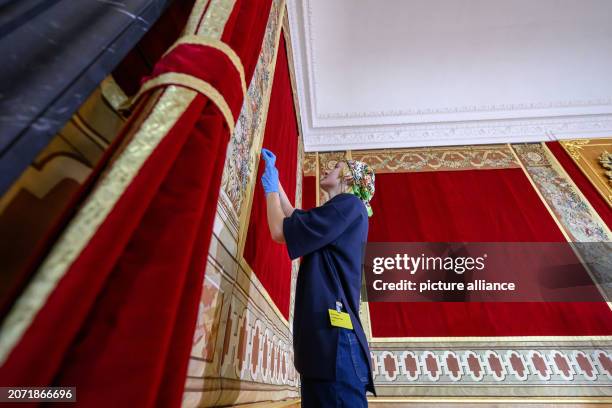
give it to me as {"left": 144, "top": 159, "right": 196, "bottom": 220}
{"left": 261, "top": 148, "right": 279, "bottom": 194}
{"left": 261, "top": 148, "right": 277, "bottom": 169}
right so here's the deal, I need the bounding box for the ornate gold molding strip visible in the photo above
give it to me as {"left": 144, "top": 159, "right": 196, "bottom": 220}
{"left": 304, "top": 145, "right": 520, "bottom": 203}
{"left": 233, "top": 0, "right": 286, "bottom": 259}
{"left": 560, "top": 138, "right": 612, "bottom": 208}
{"left": 513, "top": 143, "right": 611, "bottom": 242}
{"left": 302, "top": 152, "right": 316, "bottom": 176}
{"left": 352, "top": 145, "right": 519, "bottom": 174}
{"left": 220, "top": 0, "right": 284, "bottom": 223}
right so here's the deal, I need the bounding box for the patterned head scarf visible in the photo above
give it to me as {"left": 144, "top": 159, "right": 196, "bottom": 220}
{"left": 342, "top": 159, "right": 375, "bottom": 217}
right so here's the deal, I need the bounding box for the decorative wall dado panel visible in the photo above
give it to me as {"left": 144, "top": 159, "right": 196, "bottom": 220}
{"left": 183, "top": 1, "right": 300, "bottom": 406}
{"left": 369, "top": 347, "right": 612, "bottom": 390}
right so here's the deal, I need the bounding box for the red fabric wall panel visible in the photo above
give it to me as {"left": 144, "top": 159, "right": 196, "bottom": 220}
{"left": 243, "top": 34, "right": 299, "bottom": 320}
{"left": 546, "top": 141, "right": 612, "bottom": 229}
{"left": 367, "top": 169, "right": 612, "bottom": 337}
{"left": 302, "top": 175, "right": 317, "bottom": 210}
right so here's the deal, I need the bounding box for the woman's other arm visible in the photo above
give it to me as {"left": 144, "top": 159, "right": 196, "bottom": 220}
{"left": 266, "top": 192, "right": 286, "bottom": 243}
{"left": 278, "top": 182, "right": 295, "bottom": 217}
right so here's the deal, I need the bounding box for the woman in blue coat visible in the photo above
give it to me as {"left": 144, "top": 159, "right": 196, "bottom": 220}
{"left": 260, "top": 148, "right": 377, "bottom": 407}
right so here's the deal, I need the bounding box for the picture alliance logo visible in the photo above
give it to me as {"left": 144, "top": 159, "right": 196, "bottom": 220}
{"left": 371, "top": 253, "right": 488, "bottom": 275}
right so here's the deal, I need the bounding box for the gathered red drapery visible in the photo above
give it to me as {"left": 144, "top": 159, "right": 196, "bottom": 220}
{"left": 141, "top": 42, "right": 247, "bottom": 119}
{"left": 367, "top": 169, "right": 612, "bottom": 337}
{"left": 243, "top": 34, "right": 299, "bottom": 320}
{"left": 0, "top": 1, "right": 274, "bottom": 407}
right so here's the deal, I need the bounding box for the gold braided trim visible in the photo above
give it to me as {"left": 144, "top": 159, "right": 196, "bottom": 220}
{"left": 0, "top": 87, "right": 198, "bottom": 364}
{"left": 164, "top": 35, "right": 247, "bottom": 97}
{"left": 184, "top": 0, "right": 211, "bottom": 35}
{"left": 196, "top": 0, "right": 236, "bottom": 38}
{"left": 135, "top": 72, "right": 235, "bottom": 133}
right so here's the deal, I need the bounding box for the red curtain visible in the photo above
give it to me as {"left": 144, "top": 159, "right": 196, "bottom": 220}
{"left": 367, "top": 169, "right": 612, "bottom": 337}
{"left": 0, "top": 0, "right": 200, "bottom": 322}
{"left": 546, "top": 141, "right": 612, "bottom": 229}
{"left": 0, "top": 2, "right": 273, "bottom": 407}
{"left": 302, "top": 175, "right": 317, "bottom": 210}
{"left": 243, "top": 34, "right": 299, "bottom": 320}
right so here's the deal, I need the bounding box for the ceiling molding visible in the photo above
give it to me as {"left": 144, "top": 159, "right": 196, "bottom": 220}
{"left": 287, "top": 0, "right": 612, "bottom": 152}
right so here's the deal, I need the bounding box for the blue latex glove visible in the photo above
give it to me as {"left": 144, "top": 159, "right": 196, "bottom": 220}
{"left": 261, "top": 148, "right": 279, "bottom": 194}
{"left": 261, "top": 148, "right": 276, "bottom": 169}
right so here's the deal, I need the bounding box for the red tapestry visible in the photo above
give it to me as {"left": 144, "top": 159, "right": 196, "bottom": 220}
{"left": 244, "top": 34, "right": 299, "bottom": 320}
{"left": 367, "top": 169, "right": 612, "bottom": 337}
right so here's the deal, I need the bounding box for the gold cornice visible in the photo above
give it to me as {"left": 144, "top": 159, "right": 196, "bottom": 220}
{"left": 304, "top": 145, "right": 520, "bottom": 179}
{"left": 351, "top": 144, "right": 519, "bottom": 174}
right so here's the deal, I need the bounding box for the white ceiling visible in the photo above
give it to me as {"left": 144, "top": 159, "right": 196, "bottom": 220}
{"left": 287, "top": 0, "right": 612, "bottom": 151}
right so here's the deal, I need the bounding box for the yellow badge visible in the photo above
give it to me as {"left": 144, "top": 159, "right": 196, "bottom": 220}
{"left": 328, "top": 309, "right": 353, "bottom": 330}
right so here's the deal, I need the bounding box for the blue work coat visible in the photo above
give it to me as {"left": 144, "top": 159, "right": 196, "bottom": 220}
{"left": 283, "top": 193, "right": 377, "bottom": 396}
